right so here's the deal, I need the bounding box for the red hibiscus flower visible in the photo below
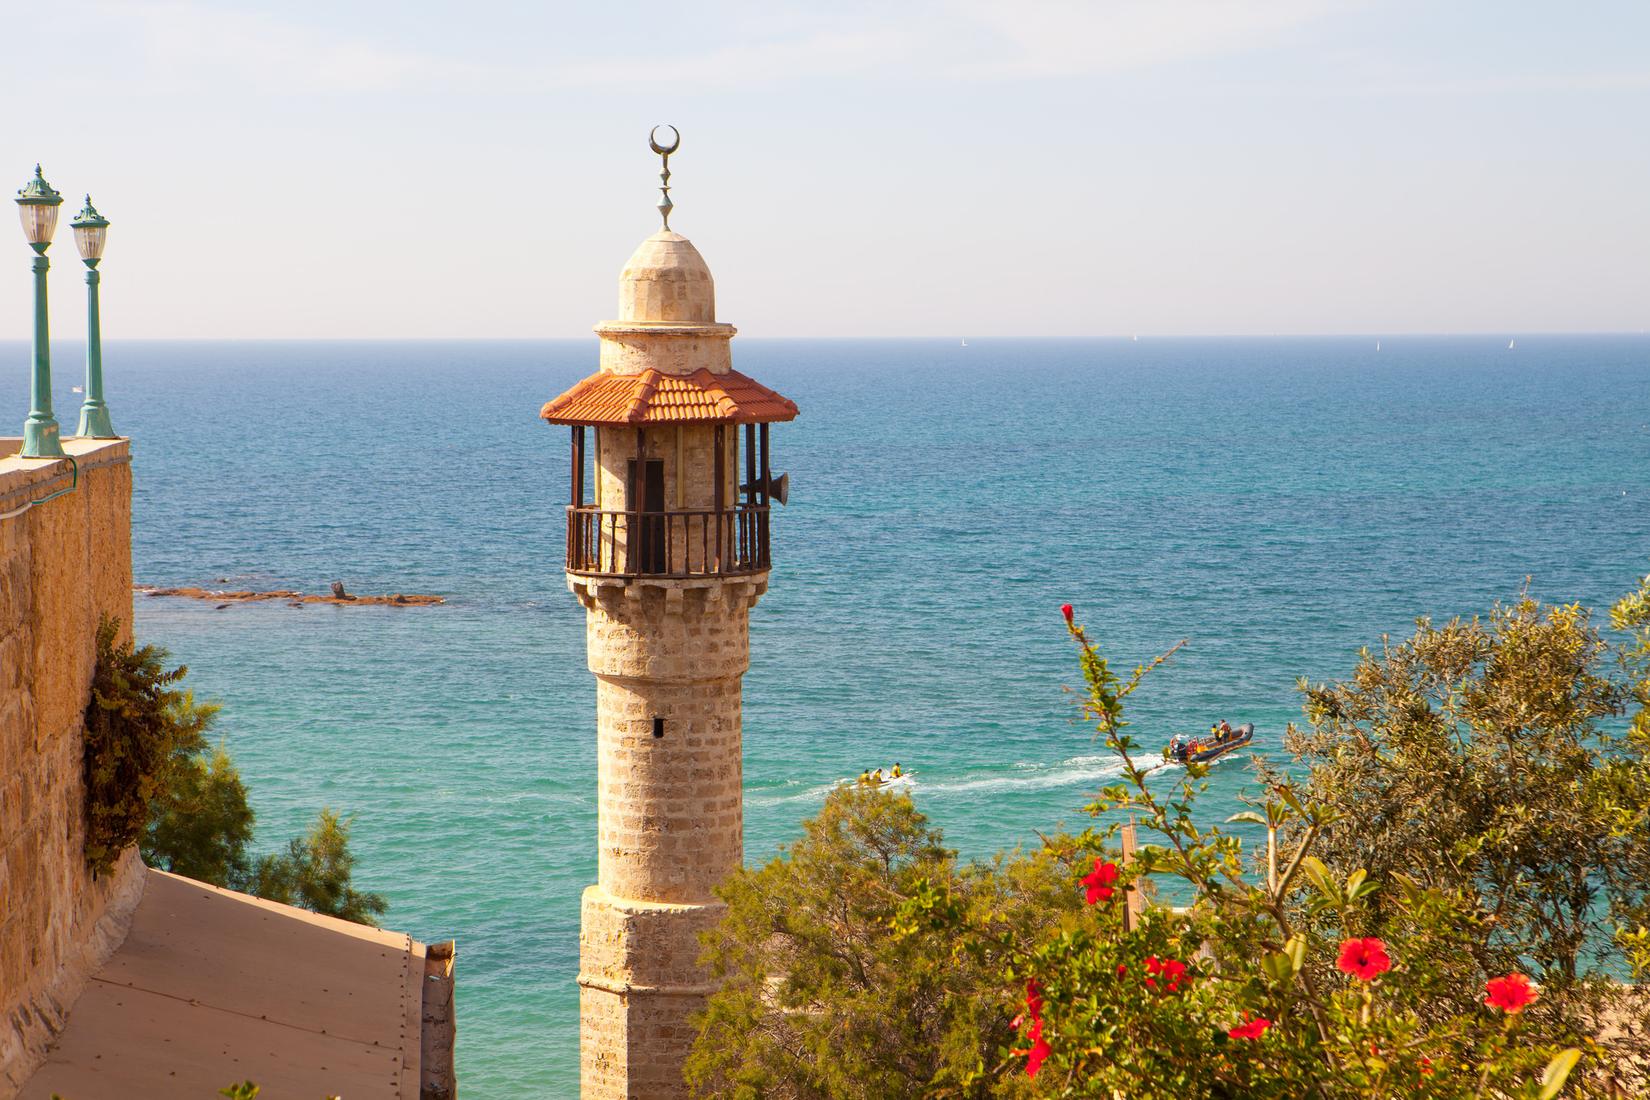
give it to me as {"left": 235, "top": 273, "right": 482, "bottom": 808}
{"left": 1061, "top": 603, "right": 1075, "bottom": 623}
{"left": 1336, "top": 937, "right": 1392, "bottom": 981}
{"left": 1144, "top": 956, "right": 1188, "bottom": 993}
{"left": 1162, "top": 959, "right": 1187, "bottom": 992}
{"left": 1016, "top": 981, "right": 1052, "bottom": 1077}
{"left": 1227, "top": 1014, "right": 1270, "bottom": 1040}
{"left": 1081, "top": 859, "right": 1119, "bottom": 904}
{"left": 1484, "top": 973, "right": 1537, "bottom": 1014}
{"left": 1025, "top": 1017, "right": 1052, "bottom": 1077}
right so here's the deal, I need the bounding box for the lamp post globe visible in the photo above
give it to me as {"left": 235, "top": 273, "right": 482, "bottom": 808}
{"left": 72, "top": 195, "right": 108, "bottom": 263}
{"left": 16, "top": 164, "right": 62, "bottom": 252}
{"left": 71, "top": 196, "right": 115, "bottom": 438}
{"left": 15, "top": 165, "right": 65, "bottom": 458}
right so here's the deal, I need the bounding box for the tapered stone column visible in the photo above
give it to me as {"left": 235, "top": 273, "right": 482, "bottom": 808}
{"left": 545, "top": 132, "right": 798, "bottom": 1097}
{"left": 571, "top": 576, "right": 763, "bottom": 1097}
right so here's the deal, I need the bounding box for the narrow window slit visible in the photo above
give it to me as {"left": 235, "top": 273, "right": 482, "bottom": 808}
{"left": 652, "top": 717, "right": 665, "bottom": 739}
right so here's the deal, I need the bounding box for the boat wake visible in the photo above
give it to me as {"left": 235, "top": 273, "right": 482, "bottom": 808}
{"left": 746, "top": 753, "right": 1183, "bottom": 808}
{"left": 917, "top": 753, "right": 1171, "bottom": 796}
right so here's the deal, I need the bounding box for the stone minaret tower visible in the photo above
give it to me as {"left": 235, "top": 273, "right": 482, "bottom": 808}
{"left": 541, "top": 128, "right": 798, "bottom": 1099}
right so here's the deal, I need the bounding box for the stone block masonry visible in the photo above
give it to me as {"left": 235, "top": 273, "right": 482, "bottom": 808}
{"left": 0, "top": 438, "right": 143, "bottom": 1096}
{"left": 570, "top": 576, "right": 765, "bottom": 1098}
{"left": 551, "top": 195, "right": 800, "bottom": 1097}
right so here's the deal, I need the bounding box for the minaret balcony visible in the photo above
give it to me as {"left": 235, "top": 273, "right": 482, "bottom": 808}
{"left": 566, "top": 504, "right": 770, "bottom": 579}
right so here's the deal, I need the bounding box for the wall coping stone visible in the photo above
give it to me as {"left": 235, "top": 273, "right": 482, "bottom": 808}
{"left": 0, "top": 439, "right": 131, "bottom": 511}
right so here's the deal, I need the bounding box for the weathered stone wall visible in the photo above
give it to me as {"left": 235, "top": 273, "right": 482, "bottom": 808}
{"left": 571, "top": 577, "right": 763, "bottom": 1099}
{"left": 594, "top": 675, "right": 742, "bottom": 901}
{"left": 0, "top": 439, "right": 144, "bottom": 1096}
{"left": 596, "top": 424, "right": 736, "bottom": 513}
{"left": 615, "top": 232, "right": 717, "bottom": 325}
{"left": 578, "top": 887, "right": 722, "bottom": 1099}
{"left": 572, "top": 221, "right": 787, "bottom": 1098}
{"left": 594, "top": 425, "right": 741, "bottom": 575}
{"left": 594, "top": 326, "right": 735, "bottom": 377}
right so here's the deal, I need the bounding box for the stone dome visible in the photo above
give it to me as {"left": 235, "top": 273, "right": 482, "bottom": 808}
{"left": 617, "top": 231, "right": 716, "bottom": 323}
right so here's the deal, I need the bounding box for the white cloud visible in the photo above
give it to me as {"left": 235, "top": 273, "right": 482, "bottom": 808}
{"left": 106, "top": 2, "right": 455, "bottom": 94}
{"left": 532, "top": 0, "right": 1366, "bottom": 88}
{"left": 86, "top": 0, "right": 1365, "bottom": 95}
{"left": 944, "top": 0, "right": 1364, "bottom": 78}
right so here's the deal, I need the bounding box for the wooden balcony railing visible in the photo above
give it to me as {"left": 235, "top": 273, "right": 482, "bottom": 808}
{"left": 566, "top": 505, "right": 770, "bottom": 579}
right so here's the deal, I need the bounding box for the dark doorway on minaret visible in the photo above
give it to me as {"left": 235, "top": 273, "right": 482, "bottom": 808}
{"left": 652, "top": 717, "right": 665, "bottom": 739}
{"left": 628, "top": 458, "right": 666, "bottom": 573}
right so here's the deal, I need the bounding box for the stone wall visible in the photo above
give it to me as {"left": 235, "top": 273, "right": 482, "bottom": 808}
{"left": 571, "top": 576, "right": 764, "bottom": 1099}
{"left": 595, "top": 423, "right": 737, "bottom": 511}
{"left": 0, "top": 438, "right": 144, "bottom": 1096}
{"left": 594, "top": 424, "right": 741, "bottom": 576}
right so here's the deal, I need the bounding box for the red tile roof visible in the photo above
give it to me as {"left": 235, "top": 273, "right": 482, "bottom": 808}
{"left": 541, "top": 368, "right": 799, "bottom": 426}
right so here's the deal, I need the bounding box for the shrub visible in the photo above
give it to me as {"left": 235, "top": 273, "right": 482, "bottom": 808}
{"left": 82, "top": 617, "right": 216, "bottom": 876}
{"left": 1285, "top": 594, "right": 1650, "bottom": 1064}
{"left": 688, "top": 583, "right": 1650, "bottom": 1096}
{"left": 83, "top": 619, "right": 386, "bottom": 926}
{"left": 687, "top": 785, "right": 1070, "bottom": 1098}
{"left": 248, "top": 809, "right": 387, "bottom": 926}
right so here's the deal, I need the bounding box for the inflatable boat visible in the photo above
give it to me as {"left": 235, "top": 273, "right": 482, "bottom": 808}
{"left": 1169, "top": 724, "right": 1254, "bottom": 764}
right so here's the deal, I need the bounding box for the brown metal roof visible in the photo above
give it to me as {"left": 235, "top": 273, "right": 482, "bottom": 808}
{"left": 541, "top": 368, "right": 798, "bottom": 426}
{"left": 19, "top": 870, "right": 436, "bottom": 1100}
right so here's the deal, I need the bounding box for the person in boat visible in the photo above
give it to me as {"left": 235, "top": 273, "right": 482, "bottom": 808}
{"left": 858, "top": 770, "right": 871, "bottom": 786}
{"left": 1219, "top": 719, "right": 1232, "bottom": 738}
{"left": 871, "top": 768, "right": 884, "bottom": 785}
{"left": 1169, "top": 734, "right": 1185, "bottom": 760}
{"left": 891, "top": 762, "right": 903, "bottom": 778}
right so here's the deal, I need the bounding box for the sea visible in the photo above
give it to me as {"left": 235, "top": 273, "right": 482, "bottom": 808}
{"left": 14, "top": 335, "right": 1650, "bottom": 1096}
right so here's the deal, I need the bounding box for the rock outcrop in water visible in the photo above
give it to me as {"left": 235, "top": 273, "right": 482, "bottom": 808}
{"left": 136, "top": 585, "right": 444, "bottom": 607}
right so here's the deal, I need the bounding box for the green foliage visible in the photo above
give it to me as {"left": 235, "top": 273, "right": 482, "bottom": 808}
{"left": 57, "top": 1083, "right": 340, "bottom": 1099}
{"left": 217, "top": 1083, "right": 339, "bottom": 1100}
{"left": 687, "top": 785, "right": 1069, "bottom": 1098}
{"left": 144, "top": 744, "right": 255, "bottom": 885}
{"left": 82, "top": 617, "right": 217, "bottom": 875}
{"left": 83, "top": 620, "right": 386, "bottom": 927}
{"left": 980, "top": 613, "right": 1582, "bottom": 1096}
{"left": 690, "top": 585, "right": 1650, "bottom": 1097}
{"left": 1286, "top": 596, "right": 1650, "bottom": 1055}
{"left": 248, "top": 808, "right": 387, "bottom": 926}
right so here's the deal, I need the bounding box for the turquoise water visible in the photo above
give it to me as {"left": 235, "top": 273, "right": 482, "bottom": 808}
{"left": 18, "top": 335, "right": 1650, "bottom": 1095}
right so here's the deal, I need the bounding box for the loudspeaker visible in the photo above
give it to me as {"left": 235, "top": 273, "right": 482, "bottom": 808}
{"left": 740, "top": 472, "right": 791, "bottom": 505}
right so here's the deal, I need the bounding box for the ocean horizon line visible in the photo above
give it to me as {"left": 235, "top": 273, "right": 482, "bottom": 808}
{"left": 1, "top": 331, "right": 1646, "bottom": 345}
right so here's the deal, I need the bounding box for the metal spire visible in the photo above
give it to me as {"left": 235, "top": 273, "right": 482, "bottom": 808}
{"left": 648, "top": 125, "right": 680, "bottom": 231}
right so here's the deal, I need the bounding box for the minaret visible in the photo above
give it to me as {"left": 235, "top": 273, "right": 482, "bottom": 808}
{"left": 542, "top": 127, "right": 798, "bottom": 1099}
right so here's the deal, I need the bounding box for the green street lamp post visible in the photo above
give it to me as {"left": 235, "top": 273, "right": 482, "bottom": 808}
{"left": 15, "top": 165, "right": 65, "bottom": 458}
{"left": 71, "top": 196, "right": 114, "bottom": 438}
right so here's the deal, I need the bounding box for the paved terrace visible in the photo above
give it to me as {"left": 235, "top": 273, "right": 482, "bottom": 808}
{"left": 19, "top": 869, "right": 454, "bottom": 1099}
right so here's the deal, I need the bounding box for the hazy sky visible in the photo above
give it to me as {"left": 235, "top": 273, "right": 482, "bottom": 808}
{"left": 2, "top": 1, "right": 1646, "bottom": 338}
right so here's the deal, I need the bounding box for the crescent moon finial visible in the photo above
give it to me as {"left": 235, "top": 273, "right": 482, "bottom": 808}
{"left": 648, "top": 124, "right": 680, "bottom": 156}
{"left": 648, "top": 125, "right": 680, "bottom": 231}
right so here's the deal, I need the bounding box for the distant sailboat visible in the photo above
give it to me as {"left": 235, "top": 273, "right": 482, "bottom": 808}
{"left": 1375, "top": 340, "right": 1381, "bottom": 351}
{"left": 1132, "top": 334, "right": 1139, "bottom": 342}
{"left": 71, "top": 385, "right": 83, "bottom": 393}
{"left": 960, "top": 338, "right": 968, "bottom": 347}
{"left": 1508, "top": 339, "right": 1516, "bottom": 350}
